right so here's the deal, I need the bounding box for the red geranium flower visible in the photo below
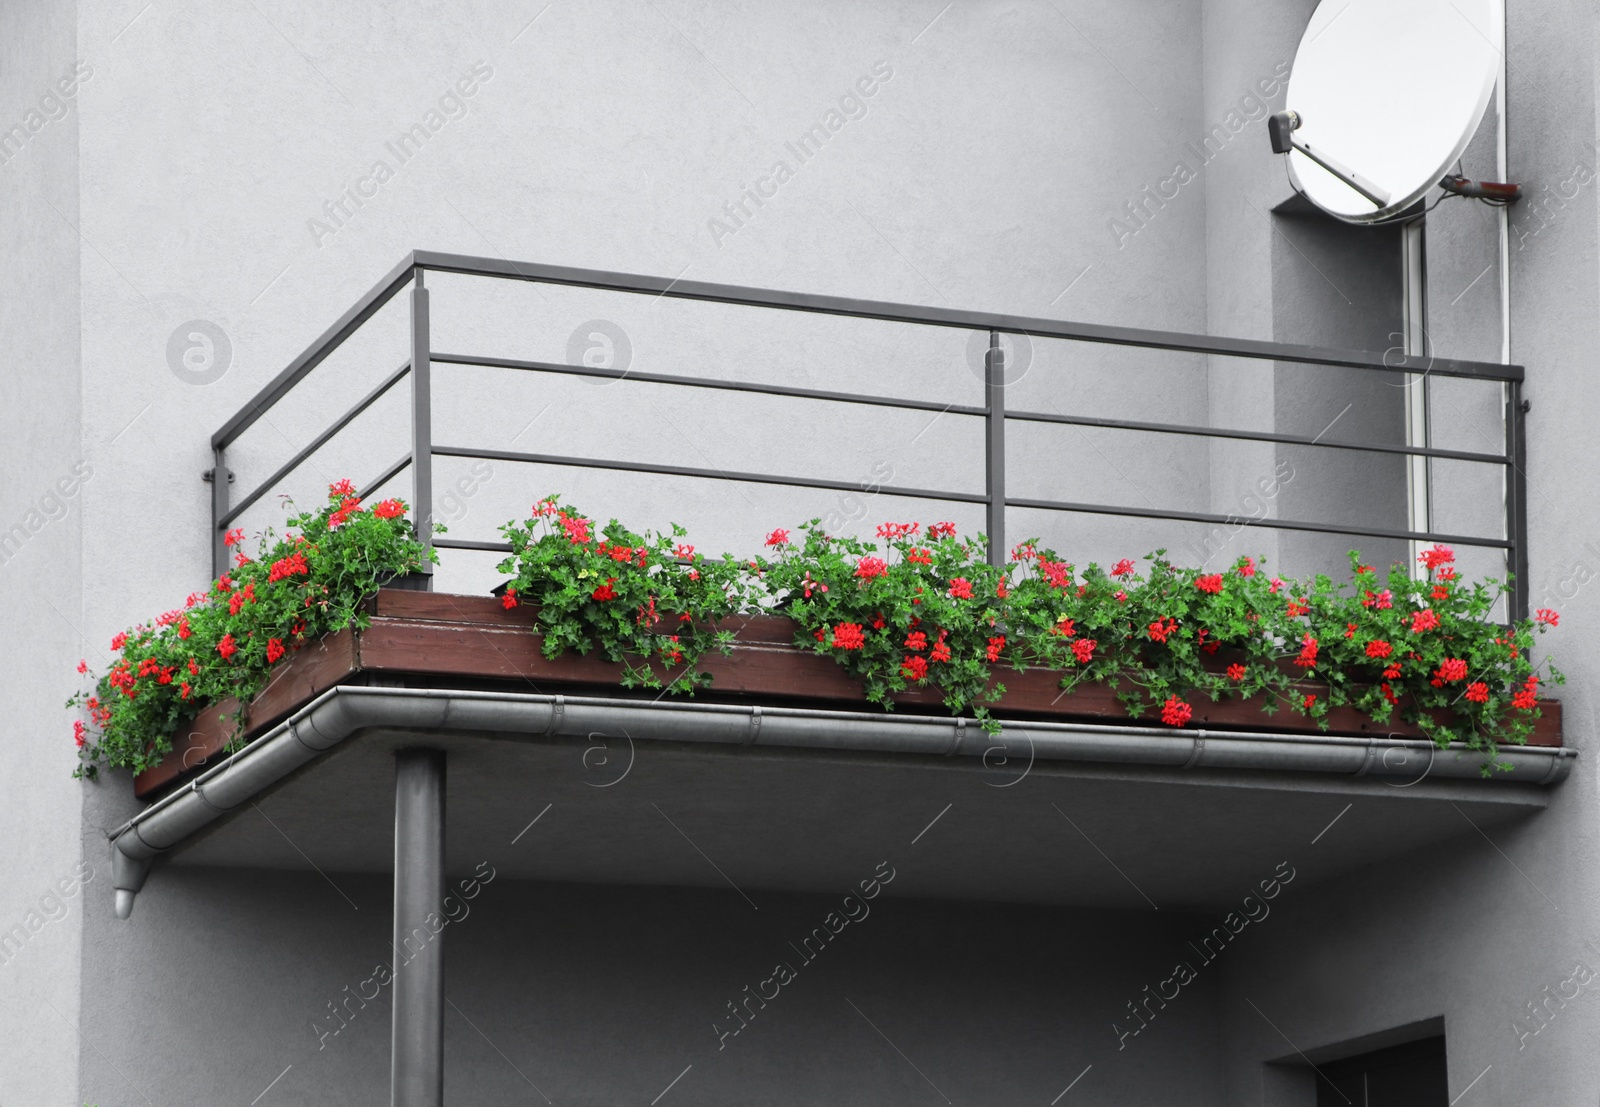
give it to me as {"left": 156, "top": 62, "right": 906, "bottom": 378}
{"left": 901, "top": 654, "right": 929, "bottom": 680}
{"left": 855, "top": 556, "right": 888, "bottom": 580}
{"left": 905, "top": 631, "right": 927, "bottom": 651}
{"left": 1195, "top": 574, "right": 1224, "bottom": 594}
{"left": 1236, "top": 557, "right": 1257, "bottom": 578}
{"left": 1147, "top": 618, "right": 1178, "bottom": 644}
{"left": 1410, "top": 609, "right": 1439, "bottom": 634}
{"left": 986, "top": 636, "right": 1006, "bottom": 662}
{"left": 1293, "top": 633, "right": 1318, "bottom": 669}
{"left": 558, "top": 513, "right": 592, "bottom": 544}
{"left": 217, "top": 634, "right": 237, "bottom": 660}
{"left": 1365, "top": 640, "right": 1392, "bottom": 659}
{"left": 501, "top": 587, "right": 518, "bottom": 610}
{"left": 1071, "top": 638, "right": 1096, "bottom": 664}
{"left": 373, "top": 499, "right": 405, "bottom": 519}
{"left": 591, "top": 579, "right": 618, "bottom": 601}
{"left": 224, "top": 527, "right": 245, "bottom": 547}
{"left": 928, "top": 522, "right": 957, "bottom": 539}
{"left": 948, "top": 578, "right": 974, "bottom": 599}
{"left": 1227, "top": 663, "right": 1247, "bottom": 682}
{"left": 1536, "top": 608, "right": 1560, "bottom": 627}
{"left": 1436, "top": 658, "right": 1468, "bottom": 682}
{"left": 1465, "top": 681, "right": 1489, "bottom": 704}
{"left": 906, "top": 547, "right": 934, "bottom": 565}
{"left": 266, "top": 638, "right": 286, "bottom": 664}
{"left": 1418, "top": 544, "right": 1455, "bottom": 570}
{"left": 1053, "top": 617, "right": 1076, "bottom": 638}
{"left": 1111, "top": 559, "right": 1136, "bottom": 577}
{"left": 831, "top": 623, "right": 866, "bottom": 650}
{"left": 1037, "top": 559, "right": 1071, "bottom": 589}
{"left": 1160, "top": 696, "right": 1192, "bottom": 726}
{"left": 765, "top": 528, "right": 790, "bottom": 547}
{"left": 269, "top": 550, "right": 310, "bottom": 582}
{"left": 329, "top": 479, "right": 356, "bottom": 497}
{"left": 930, "top": 631, "right": 952, "bottom": 663}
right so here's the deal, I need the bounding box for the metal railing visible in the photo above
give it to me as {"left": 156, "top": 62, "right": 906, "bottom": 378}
{"left": 209, "top": 250, "right": 1531, "bottom": 619}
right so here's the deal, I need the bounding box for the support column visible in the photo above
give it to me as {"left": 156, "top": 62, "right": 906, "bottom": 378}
{"left": 391, "top": 748, "right": 446, "bottom": 1107}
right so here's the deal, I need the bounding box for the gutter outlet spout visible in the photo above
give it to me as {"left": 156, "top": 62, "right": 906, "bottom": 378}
{"left": 112, "top": 848, "right": 153, "bottom": 920}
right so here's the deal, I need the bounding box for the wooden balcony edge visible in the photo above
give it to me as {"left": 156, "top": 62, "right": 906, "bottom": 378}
{"left": 132, "top": 589, "right": 1564, "bottom": 798}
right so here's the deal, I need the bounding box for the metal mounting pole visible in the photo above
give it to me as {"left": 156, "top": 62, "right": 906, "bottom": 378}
{"left": 1401, "top": 219, "right": 1431, "bottom": 575}
{"left": 410, "top": 269, "right": 434, "bottom": 585}
{"left": 391, "top": 748, "right": 446, "bottom": 1107}
{"left": 986, "top": 330, "right": 1006, "bottom": 567}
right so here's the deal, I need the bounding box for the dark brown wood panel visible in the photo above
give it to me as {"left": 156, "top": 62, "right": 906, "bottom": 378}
{"left": 134, "top": 590, "right": 1564, "bottom": 798}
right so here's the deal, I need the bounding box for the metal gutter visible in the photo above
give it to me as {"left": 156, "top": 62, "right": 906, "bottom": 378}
{"left": 106, "top": 686, "right": 1576, "bottom": 917}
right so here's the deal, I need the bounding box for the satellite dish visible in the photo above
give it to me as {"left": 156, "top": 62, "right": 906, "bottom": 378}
{"left": 1274, "top": 0, "right": 1511, "bottom": 224}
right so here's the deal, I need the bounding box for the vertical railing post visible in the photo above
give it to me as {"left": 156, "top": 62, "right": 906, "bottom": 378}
{"left": 985, "top": 330, "right": 1006, "bottom": 568}
{"left": 1506, "top": 381, "right": 1529, "bottom": 622}
{"left": 410, "top": 268, "right": 434, "bottom": 586}
{"left": 391, "top": 748, "right": 446, "bottom": 1107}
{"left": 208, "top": 447, "right": 230, "bottom": 581}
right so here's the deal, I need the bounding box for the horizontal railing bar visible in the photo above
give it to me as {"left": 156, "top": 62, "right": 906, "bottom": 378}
{"left": 432, "top": 353, "right": 988, "bottom": 418}
{"left": 433, "top": 538, "right": 515, "bottom": 553}
{"left": 217, "top": 359, "right": 412, "bottom": 529}
{"left": 1006, "top": 495, "right": 1512, "bottom": 550}
{"left": 1006, "top": 409, "right": 1509, "bottom": 465}
{"left": 432, "top": 445, "right": 988, "bottom": 505}
{"left": 360, "top": 452, "right": 413, "bottom": 502}
{"left": 212, "top": 254, "right": 419, "bottom": 450}
{"left": 412, "top": 250, "right": 1522, "bottom": 382}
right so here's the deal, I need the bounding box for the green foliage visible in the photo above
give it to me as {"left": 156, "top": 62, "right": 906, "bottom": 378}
{"left": 763, "top": 525, "right": 1562, "bottom": 772}
{"left": 494, "top": 496, "right": 754, "bottom": 694}
{"left": 69, "top": 492, "right": 1564, "bottom": 781}
{"left": 69, "top": 482, "right": 433, "bottom": 778}
{"left": 757, "top": 520, "right": 1009, "bottom": 730}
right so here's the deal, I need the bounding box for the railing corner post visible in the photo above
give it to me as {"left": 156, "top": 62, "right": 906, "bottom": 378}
{"left": 410, "top": 268, "right": 434, "bottom": 588}
{"left": 209, "top": 449, "right": 230, "bottom": 581}
{"left": 1507, "top": 380, "right": 1530, "bottom": 622}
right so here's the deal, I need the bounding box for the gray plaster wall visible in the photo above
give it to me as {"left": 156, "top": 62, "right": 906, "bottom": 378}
{"left": 65, "top": 0, "right": 1216, "bottom": 605}
{"left": 0, "top": 0, "right": 86, "bottom": 1104}
{"left": 80, "top": 869, "right": 1229, "bottom": 1106}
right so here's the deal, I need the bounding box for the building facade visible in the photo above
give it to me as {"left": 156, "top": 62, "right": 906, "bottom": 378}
{"left": 2, "top": 0, "right": 1598, "bottom": 1103}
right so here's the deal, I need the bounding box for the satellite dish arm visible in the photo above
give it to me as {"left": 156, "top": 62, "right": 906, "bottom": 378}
{"left": 1269, "top": 110, "right": 1392, "bottom": 209}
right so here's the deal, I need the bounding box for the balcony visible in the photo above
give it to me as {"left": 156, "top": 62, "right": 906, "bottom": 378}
{"left": 106, "top": 251, "right": 1568, "bottom": 1101}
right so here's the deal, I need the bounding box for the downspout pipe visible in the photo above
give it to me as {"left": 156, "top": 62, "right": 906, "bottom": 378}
{"left": 107, "top": 685, "right": 1576, "bottom": 917}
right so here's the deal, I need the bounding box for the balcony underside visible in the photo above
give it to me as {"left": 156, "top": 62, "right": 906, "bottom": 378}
{"left": 118, "top": 683, "right": 1558, "bottom": 916}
